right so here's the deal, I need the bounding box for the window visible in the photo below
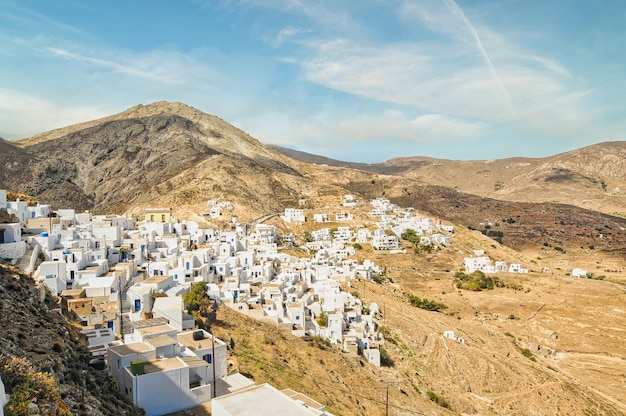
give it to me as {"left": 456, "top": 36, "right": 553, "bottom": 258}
{"left": 203, "top": 354, "right": 212, "bottom": 364}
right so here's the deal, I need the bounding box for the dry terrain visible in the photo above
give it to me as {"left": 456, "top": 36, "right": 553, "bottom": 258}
{"left": 1, "top": 101, "right": 625, "bottom": 415}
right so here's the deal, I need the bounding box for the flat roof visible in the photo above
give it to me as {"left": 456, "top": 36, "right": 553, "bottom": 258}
{"left": 143, "top": 357, "right": 185, "bottom": 374}
{"left": 146, "top": 334, "right": 177, "bottom": 348}
{"left": 180, "top": 356, "right": 209, "bottom": 369}
{"left": 109, "top": 342, "right": 153, "bottom": 356}
{"left": 141, "top": 275, "right": 171, "bottom": 284}
{"left": 215, "top": 373, "right": 255, "bottom": 396}
{"left": 212, "top": 383, "right": 320, "bottom": 415}
{"left": 177, "top": 331, "right": 225, "bottom": 350}
{"left": 138, "top": 324, "right": 176, "bottom": 337}
{"left": 61, "top": 289, "right": 85, "bottom": 298}
{"left": 129, "top": 317, "right": 169, "bottom": 329}
{"left": 281, "top": 389, "right": 325, "bottom": 411}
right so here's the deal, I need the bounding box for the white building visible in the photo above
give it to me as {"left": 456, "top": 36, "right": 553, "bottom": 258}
{"left": 109, "top": 329, "right": 229, "bottom": 416}
{"left": 0, "top": 222, "right": 27, "bottom": 259}
{"left": 371, "top": 229, "right": 399, "bottom": 250}
{"left": 38, "top": 261, "right": 68, "bottom": 294}
{"left": 313, "top": 213, "right": 328, "bottom": 223}
{"left": 0, "top": 374, "right": 7, "bottom": 416}
{"left": 281, "top": 208, "right": 306, "bottom": 223}
{"left": 212, "top": 383, "right": 329, "bottom": 416}
{"left": 464, "top": 256, "right": 497, "bottom": 274}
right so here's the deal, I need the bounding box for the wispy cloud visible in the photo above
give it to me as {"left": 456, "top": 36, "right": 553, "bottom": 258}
{"left": 0, "top": 89, "right": 111, "bottom": 138}
{"left": 277, "top": 1, "right": 595, "bottom": 143}
{"left": 441, "top": 0, "right": 515, "bottom": 118}
{"left": 1, "top": 1, "right": 84, "bottom": 36}
{"left": 46, "top": 47, "right": 188, "bottom": 85}
{"left": 331, "top": 110, "right": 485, "bottom": 143}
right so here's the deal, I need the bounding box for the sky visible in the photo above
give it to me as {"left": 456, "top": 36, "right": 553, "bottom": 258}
{"left": 1, "top": 0, "right": 625, "bottom": 162}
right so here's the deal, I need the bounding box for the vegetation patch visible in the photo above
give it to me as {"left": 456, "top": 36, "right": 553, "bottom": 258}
{"left": 0, "top": 355, "right": 70, "bottom": 416}
{"left": 408, "top": 295, "right": 447, "bottom": 312}
{"left": 401, "top": 229, "right": 436, "bottom": 253}
{"left": 520, "top": 348, "right": 536, "bottom": 361}
{"left": 481, "top": 228, "right": 504, "bottom": 243}
{"left": 379, "top": 346, "right": 393, "bottom": 367}
{"left": 426, "top": 390, "right": 450, "bottom": 408}
{"left": 454, "top": 270, "right": 496, "bottom": 291}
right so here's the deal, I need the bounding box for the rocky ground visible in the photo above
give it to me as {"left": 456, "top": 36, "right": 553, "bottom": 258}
{"left": 0, "top": 263, "right": 143, "bottom": 416}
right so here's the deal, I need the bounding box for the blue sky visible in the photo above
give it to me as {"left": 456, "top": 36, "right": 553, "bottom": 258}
{"left": 1, "top": 0, "right": 624, "bottom": 162}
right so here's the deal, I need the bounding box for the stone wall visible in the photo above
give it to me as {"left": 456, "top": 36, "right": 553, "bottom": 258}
{"left": 0, "top": 240, "right": 27, "bottom": 259}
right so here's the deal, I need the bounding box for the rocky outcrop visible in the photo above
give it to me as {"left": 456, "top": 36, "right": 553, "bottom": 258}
{"left": 0, "top": 264, "right": 143, "bottom": 415}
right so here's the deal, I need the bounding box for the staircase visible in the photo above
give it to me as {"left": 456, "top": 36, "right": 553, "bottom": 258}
{"left": 17, "top": 247, "right": 35, "bottom": 274}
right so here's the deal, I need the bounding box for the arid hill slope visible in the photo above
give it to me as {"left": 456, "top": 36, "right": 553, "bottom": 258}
{"left": 8, "top": 102, "right": 314, "bottom": 214}
{"left": 0, "top": 264, "right": 142, "bottom": 415}
{"left": 273, "top": 142, "right": 626, "bottom": 216}
{"left": 1, "top": 103, "right": 626, "bottom": 414}
{"left": 3, "top": 101, "right": 626, "bottom": 257}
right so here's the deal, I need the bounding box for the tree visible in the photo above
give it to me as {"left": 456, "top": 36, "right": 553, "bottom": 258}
{"left": 183, "top": 281, "right": 208, "bottom": 312}
{"left": 316, "top": 311, "right": 327, "bottom": 328}
{"left": 401, "top": 229, "right": 420, "bottom": 244}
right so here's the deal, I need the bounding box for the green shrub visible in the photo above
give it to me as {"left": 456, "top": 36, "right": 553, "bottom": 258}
{"left": 408, "top": 295, "right": 447, "bottom": 312}
{"left": 316, "top": 312, "right": 327, "bottom": 328}
{"left": 454, "top": 270, "right": 495, "bottom": 291}
{"left": 427, "top": 391, "right": 450, "bottom": 408}
{"left": 379, "top": 346, "right": 393, "bottom": 367}
{"left": 520, "top": 348, "right": 536, "bottom": 361}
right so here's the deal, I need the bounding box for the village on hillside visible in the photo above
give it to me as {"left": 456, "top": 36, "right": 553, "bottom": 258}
{"left": 0, "top": 188, "right": 543, "bottom": 415}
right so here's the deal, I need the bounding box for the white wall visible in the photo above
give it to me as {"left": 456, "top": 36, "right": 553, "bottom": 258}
{"left": 0, "top": 223, "right": 21, "bottom": 243}
{"left": 0, "top": 240, "right": 27, "bottom": 259}
{"left": 0, "top": 374, "right": 7, "bottom": 416}
{"left": 132, "top": 364, "right": 197, "bottom": 416}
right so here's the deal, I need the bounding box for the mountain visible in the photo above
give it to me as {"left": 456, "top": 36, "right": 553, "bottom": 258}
{"left": 0, "top": 138, "right": 35, "bottom": 189}
{"left": 2, "top": 102, "right": 626, "bottom": 414}
{"left": 272, "top": 142, "right": 626, "bottom": 217}
{"left": 9, "top": 102, "right": 313, "bottom": 215}
{"left": 2, "top": 101, "right": 625, "bottom": 257}
{"left": 3, "top": 102, "right": 626, "bottom": 255}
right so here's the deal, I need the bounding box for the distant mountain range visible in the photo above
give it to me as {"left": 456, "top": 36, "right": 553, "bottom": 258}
{"left": 2, "top": 101, "right": 625, "bottom": 253}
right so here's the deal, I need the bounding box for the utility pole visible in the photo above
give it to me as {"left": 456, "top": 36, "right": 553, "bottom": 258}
{"left": 118, "top": 279, "right": 124, "bottom": 339}
{"left": 212, "top": 333, "right": 216, "bottom": 398}
{"left": 385, "top": 385, "right": 389, "bottom": 416}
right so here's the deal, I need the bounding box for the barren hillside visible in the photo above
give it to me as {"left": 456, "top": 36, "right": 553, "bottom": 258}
{"left": 274, "top": 142, "right": 626, "bottom": 217}
{"left": 2, "top": 102, "right": 626, "bottom": 415}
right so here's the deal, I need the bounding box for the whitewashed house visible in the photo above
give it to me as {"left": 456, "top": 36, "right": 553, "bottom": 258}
{"left": 0, "top": 222, "right": 27, "bottom": 259}
{"left": 38, "top": 260, "right": 68, "bottom": 294}
{"left": 313, "top": 213, "right": 328, "bottom": 222}
{"left": 281, "top": 208, "right": 305, "bottom": 223}
{"left": 371, "top": 229, "right": 399, "bottom": 250}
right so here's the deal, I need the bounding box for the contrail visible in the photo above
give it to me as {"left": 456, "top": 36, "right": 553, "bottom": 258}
{"left": 442, "top": 0, "right": 516, "bottom": 118}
